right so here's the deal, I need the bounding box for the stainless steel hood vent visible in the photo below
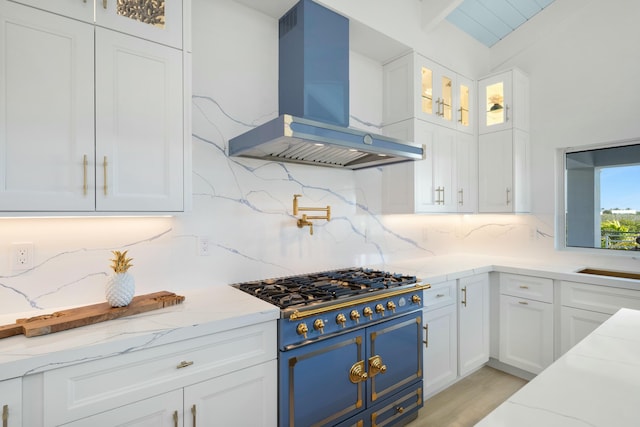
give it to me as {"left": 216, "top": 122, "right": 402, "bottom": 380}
{"left": 228, "top": 0, "right": 424, "bottom": 170}
{"left": 228, "top": 114, "right": 424, "bottom": 169}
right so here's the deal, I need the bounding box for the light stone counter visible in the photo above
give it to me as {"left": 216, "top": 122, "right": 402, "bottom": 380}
{"left": 0, "top": 285, "right": 279, "bottom": 381}
{"left": 476, "top": 307, "right": 640, "bottom": 427}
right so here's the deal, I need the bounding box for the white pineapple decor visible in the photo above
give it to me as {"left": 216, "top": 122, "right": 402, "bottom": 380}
{"left": 106, "top": 250, "right": 135, "bottom": 307}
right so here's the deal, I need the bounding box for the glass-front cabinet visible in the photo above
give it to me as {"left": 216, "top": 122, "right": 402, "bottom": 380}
{"left": 418, "top": 56, "right": 474, "bottom": 133}
{"left": 479, "top": 68, "right": 529, "bottom": 134}
{"left": 383, "top": 52, "right": 474, "bottom": 134}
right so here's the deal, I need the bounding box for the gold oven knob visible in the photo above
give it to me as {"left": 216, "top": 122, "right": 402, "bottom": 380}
{"left": 411, "top": 294, "right": 422, "bottom": 305}
{"left": 387, "top": 301, "right": 396, "bottom": 312}
{"left": 363, "top": 307, "right": 373, "bottom": 319}
{"left": 375, "top": 303, "right": 385, "bottom": 316}
{"left": 336, "top": 313, "right": 347, "bottom": 328}
{"left": 313, "top": 318, "right": 325, "bottom": 334}
{"left": 350, "top": 310, "right": 361, "bottom": 323}
{"left": 296, "top": 323, "right": 308, "bottom": 339}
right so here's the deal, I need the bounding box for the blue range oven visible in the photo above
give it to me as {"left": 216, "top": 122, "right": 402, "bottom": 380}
{"left": 232, "top": 267, "right": 429, "bottom": 427}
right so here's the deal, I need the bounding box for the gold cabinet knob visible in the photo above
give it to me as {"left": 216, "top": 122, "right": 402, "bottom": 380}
{"left": 375, "top": 303, "right": 385, "bottom": 316}
{"left": 368, "top": 355, "right": 387, "bottom": 377}
{"left": 350, "top": 309, "right": 361, "bottom": 323}
{"left": 396, "top": 406, "right": 404, "bottom": 414}
{"left": 336, "top": 313, "right": 347, "bottom": 328}
{"left": 297, "top": 323, "right": 308, "bottom": 339}
{"left": 411, "top": 294, "right": 422, "bottom": 304}
{"left": 349, "top": 360, "right": 368, "bottom": 384}
{"left": 386, "top": 301, "right": 396, "bottom": 312}
{"left": 363, "top": 307, "right": 373, "bottom": 319}
{"left": 313, "top": 318, "right": 325, "bottom": 334}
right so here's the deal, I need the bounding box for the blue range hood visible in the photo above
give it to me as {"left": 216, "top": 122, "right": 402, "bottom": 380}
{"left": 228, "top": 0, "right": 424, "bottom": 170}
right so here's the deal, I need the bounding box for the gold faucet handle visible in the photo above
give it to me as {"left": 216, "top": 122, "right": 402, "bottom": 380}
{"left": 293, "top": 194, "right": 302, "bottom": 215}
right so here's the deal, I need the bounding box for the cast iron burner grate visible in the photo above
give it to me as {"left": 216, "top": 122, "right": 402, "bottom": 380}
{"left": 231, "top": 267, "right": 418, "bottom": 309}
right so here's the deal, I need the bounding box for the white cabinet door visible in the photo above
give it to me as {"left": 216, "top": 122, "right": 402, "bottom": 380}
{"left": 560, "top": 306, "right": 610, "bottom": 355}
{"left": 478, "top": 129, "right": 530, "bottom": 213}
{"left": 478, "top": 68, "right": 529, "bottom": 135}
{"left": 7, "top": 0, "right": 93, "bottom": 23}
{"left": 95, "top": 27, "right": 183, "bottom": 212}
{"left": 0, "top": 3, "right": 95, "bottom": 211}
{"left": 95, "top": 0, "right": 183, "bottom": 49}
{"left": 422, "top": 304, "right": 457, "bottom": 398}
{"left": 458, "top": 274, "right": 490, "bottom": 377}
{"left": 499, "top": 295, "right": 554, "bottom": 374}
{"left": 0, "top": 378, "right": 22, "bottom": 427}
{"left": 61, "top": 389, "right": 183, "bottom": 427}
{"left": 381, "top": 119, "right": 476, "bottom": 213}
{"left": 455, "top": 132, "right": 477, "bottom": 213}
{"left": 185, "top": 360, "right": 277, "bottom": 427}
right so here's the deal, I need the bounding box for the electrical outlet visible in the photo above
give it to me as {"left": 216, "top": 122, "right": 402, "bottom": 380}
{"left": 198, "top": 237, "right": 211, "bottom": 256}
{"left": 11, "top": 242, "right": 34, "bottom": 271}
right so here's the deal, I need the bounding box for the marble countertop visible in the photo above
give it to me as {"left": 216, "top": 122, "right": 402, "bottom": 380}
{"left": 376, "top": 254, "right": 640, "bottom": 291}
{"left": 476, "top": 307, "right": 640, "bottom": 427}
{"left": 1, "top": 254, "right": 638, "bottom": 384}
{"left": 0, "top": 285, "right": 279, "bottom": 381}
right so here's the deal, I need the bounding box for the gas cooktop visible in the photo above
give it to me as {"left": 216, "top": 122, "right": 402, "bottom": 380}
{"left": 231, "top": 267, "right": 418, "bottom": 310}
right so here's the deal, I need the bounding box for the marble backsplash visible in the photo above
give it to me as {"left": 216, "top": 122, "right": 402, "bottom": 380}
{"left": 2, "top": 0, "right": 639, "bottom": 318}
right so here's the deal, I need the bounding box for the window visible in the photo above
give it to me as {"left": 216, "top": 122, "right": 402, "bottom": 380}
{"left": 563, "top": 142, "right": 640, "bottom": 251}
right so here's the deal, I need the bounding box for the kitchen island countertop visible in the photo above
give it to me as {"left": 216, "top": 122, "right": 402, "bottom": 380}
{"left": 476, "top": 307, "right": 640, "bottom": 427}
{"left": 0, "top": 285, "right": 279, "bottom": 381}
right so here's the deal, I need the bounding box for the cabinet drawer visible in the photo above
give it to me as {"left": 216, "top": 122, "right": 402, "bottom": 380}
{"left": 500, "top": 273, "right": 553, "bottom": 303}
{"left": 560, "top": 281, "right": 640, "bottom": 314}
{"left": 423, "top": 280, "right": 456, "bottom": 309}
{"left": 44, "top": 321, "right": 276, "bottom": 425}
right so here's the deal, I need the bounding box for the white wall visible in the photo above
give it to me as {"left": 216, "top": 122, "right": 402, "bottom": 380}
{"left": 1, "top": 0, "right": 639, "bottom": 318}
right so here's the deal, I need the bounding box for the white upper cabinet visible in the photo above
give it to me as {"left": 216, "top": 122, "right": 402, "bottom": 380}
{"left": 0, "top": 0, "right": 186, "bottom": 213}
{"left": 479, "top": 68, "right": 529, "bottom": 134}
{"left": 8, "top": 0, "right": 93, "bottom": 23}
{"left": 383, "top": 52, "right": 475, "bottom": 134}
{"left": 0, "top": 2, "right": 95, "bottom": 211}
{"left": 95, "top": 0, "right": 183, "bottom": 49}
{"left": 9, "top": 0, "right": 183, "bottom": 48}
{"left": 95, "top": 28, "right": 184, "bottom": 212}
{"left": 382, "top": 119, "right": 476, "bottom": 214}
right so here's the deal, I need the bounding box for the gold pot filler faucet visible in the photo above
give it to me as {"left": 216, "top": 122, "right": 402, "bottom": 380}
{"left": 293, "top": 194, "right": 331, "bottom": 235}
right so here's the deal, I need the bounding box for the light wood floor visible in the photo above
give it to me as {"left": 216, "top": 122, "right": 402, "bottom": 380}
{"left": 408, "top": 366, "right": 528, "bottom": 427}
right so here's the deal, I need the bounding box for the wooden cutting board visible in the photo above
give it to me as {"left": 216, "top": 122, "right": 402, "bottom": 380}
{"left": 0, "top": 291, "right": 185, "bottom": 339}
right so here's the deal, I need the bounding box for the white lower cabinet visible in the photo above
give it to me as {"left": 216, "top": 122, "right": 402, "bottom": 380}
{"left": 560, "top": 281, "right": 640, "bottom": 354}
{"left": 458, "top": 274, "right": 490, "bottom": 377}
{"left": 560, "top": 306, "right": 611, "bottom": 354}
{"left": 61, "top": 361, "right": 277, "bottom": 427}
{"left": 0, "top": 377, "right": 22, "bottom": 427}
{"left": 422, "top": 281, "right": 457, "bottom": 398}
{"left": 35, "top": 322, "right": 276, "bottom": 427}
{"left": 498, "top": 274, "right": 554, "bottom": 374}
{"left": 499, "top": 295, "right": 553, "bottom": 374}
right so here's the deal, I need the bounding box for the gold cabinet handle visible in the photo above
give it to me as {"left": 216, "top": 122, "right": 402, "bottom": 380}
{"left": 458, "top": 188, "right": 464, "bottom": 205}
{"left": 103, "top": 156, "right": 108, "bottom": 196}
{"left": 2, "top": 404, "right": 8, "bottom": 427}
{"left": 519, "top": 285, "right": 529, "bottom": 289}
{"left": 177, "top": 360, "right": 194, "bottom": 369}
{"left": 506, "top": 188, "right": 511, "bottom": 205}
{"left": 103, "top": 0, "right": 107, "bottom": 9}
{"left": 519, "top": 301, "right": 529, "bottom": 305}
{"left": 82, "top": 154, "right": 88, "bottom": 196}
{"left": 173, "top": 410, "right": 178, "bottom": 427}
{"left": 191, "top": 404, "right": 197, "bottom": 427}
{"left": 461, "top": 286, "right": 467, "bottom": 307}
{"left": 349, "top": 360, "right": 368, "bottom": 384}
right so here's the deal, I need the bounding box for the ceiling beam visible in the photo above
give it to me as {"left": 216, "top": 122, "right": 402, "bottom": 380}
{"left": 420, "top": 0, "right": 463, "bottom": 32}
